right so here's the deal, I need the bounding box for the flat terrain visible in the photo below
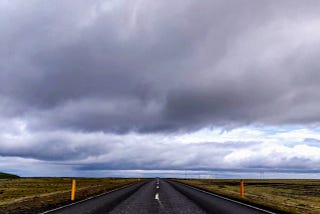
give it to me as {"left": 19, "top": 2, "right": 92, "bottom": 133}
{"left": 174, "top": 179, "right": 320, "bottom": 214}
{"left": 2, "top": 178, "right": 319, "bottom": 214}
{"left": 0, "top": 177, "right": 139, "bottom": 214}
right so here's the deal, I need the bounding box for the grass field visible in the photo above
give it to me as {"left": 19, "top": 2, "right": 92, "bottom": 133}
{"left": 174, "top": 179, "right": 320, "bottom": 214}
{"left": 0, "top": 177, "right": 141, "bottom": 214}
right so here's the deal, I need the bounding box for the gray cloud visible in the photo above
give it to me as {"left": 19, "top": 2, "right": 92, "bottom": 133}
{"left": 1, "top": 0, "right": 320, "bottom": 133}
{"left": 1, "top": 128, "right": 319, "bottom": 172}
{"left": 1, "top": 1, "right": 320, "bottom": 176}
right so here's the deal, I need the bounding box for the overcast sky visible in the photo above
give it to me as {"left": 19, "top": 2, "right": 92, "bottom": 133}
{"left": 1, "top": 0, "right": 320, "bottom": 178}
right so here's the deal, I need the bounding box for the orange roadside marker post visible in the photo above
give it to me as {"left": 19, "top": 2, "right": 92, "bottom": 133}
{"left": 240, "top": 179, "right": 245, "bottom": 198}
{"left": 71, "top": 179, "right": 76, "bottom": 201}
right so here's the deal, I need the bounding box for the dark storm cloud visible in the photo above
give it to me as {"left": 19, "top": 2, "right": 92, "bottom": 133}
{"left": 0, "top": 131, "right": 108, "bottom": 161}
{"left": 1, "top": 0, "right": 320, "bottom": 134}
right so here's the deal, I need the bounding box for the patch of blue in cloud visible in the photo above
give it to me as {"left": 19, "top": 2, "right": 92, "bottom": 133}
{"left": 252, "top": 125, "right": 301, "bottom": 135}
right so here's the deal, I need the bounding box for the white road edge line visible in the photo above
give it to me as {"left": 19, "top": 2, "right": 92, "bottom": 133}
{"left": 175, "top": 181, "right": 278, "bottom": 214}
{"left": 41, "top": 182, "right": 138, "bottom": 214}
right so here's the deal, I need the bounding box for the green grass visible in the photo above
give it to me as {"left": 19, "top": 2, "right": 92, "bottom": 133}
{"left": 174, "top": 179, "right": 320, "bottom": 214}
{"left": 0, "top": 177, "right": 142, "bottom": 214}
{"left": 0, "top": 172, "right": 19, "bottom": 179}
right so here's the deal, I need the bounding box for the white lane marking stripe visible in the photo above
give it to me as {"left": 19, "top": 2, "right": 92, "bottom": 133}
{"left": 175, "top": 182, "right": 278, "bottom": 214}
{"left": 155, "top": 193, "right": 159, "bottom": 200}
{"left": 154, "top": 192, "right": 164, "bottom": 209}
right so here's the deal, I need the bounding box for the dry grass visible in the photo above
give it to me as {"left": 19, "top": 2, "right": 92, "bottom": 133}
{"left": 174, "top": 179, "right": 320, "bottom": 214}
{"left": 0, "top": 177, "right": 141, "bottom": 214}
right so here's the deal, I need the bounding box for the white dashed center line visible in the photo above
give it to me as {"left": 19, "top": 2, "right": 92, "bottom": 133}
{"left": 155, "top": 193, "right": 159, "bottom": 200}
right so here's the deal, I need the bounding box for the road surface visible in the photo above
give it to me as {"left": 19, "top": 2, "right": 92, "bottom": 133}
{"left": 109, "top": 179, "right": 205, "bottom": 214}
{"left": 44, "top": 179, "right": 277, "bottom": 214}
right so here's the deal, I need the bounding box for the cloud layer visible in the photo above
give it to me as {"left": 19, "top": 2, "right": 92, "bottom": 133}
{"left": 1, "top": 0, "right": 320, "bottom": 176}
{"left": 2, "top": 0, "right": 320, "bottom": 133}
{"left": 1, "top": 124, "right": 320, "bottom": 176}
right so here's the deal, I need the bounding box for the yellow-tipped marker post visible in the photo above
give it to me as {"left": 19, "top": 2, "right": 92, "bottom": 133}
{"left": 71, "top": 179, "right": 76, "bottom": 201}
{"left": 240, "top": 179, "right": 244, "bottom": 198}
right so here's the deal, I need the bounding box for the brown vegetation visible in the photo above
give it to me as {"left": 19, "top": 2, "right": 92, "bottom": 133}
{"left": 0, "top": 177, "right": 140, "bottom": 214}
{"left": 174, "top": 179, "right": 320, "bottom": 214}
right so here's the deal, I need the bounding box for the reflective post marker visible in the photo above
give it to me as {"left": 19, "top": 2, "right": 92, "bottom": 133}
{"left": 71, "top": 179, "right": 76, "bottom": 201}
{"left": 240, "top": 179, "right": 244, "bottom": 198}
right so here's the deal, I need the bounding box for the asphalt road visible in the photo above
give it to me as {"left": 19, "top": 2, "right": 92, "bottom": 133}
{"left": 44, "top": 179, "right": 277, "bottom": 214}
{"left": 109, "top": 178, "right": 205, "bottom": 214}
{"left": 44, "top": 182, "right": 147, "bottom": 214}
{"left": 167, "top": 180, "right": 276, "bottom": 214}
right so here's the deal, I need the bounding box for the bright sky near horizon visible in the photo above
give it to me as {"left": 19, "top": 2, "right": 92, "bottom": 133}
{"left": 1, "top": 0, "right": 320, "bottom": 178}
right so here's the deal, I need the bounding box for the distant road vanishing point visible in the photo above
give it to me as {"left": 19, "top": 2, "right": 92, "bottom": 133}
{"left": 43, "top": 179, "right": 277, "bottom": 214}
